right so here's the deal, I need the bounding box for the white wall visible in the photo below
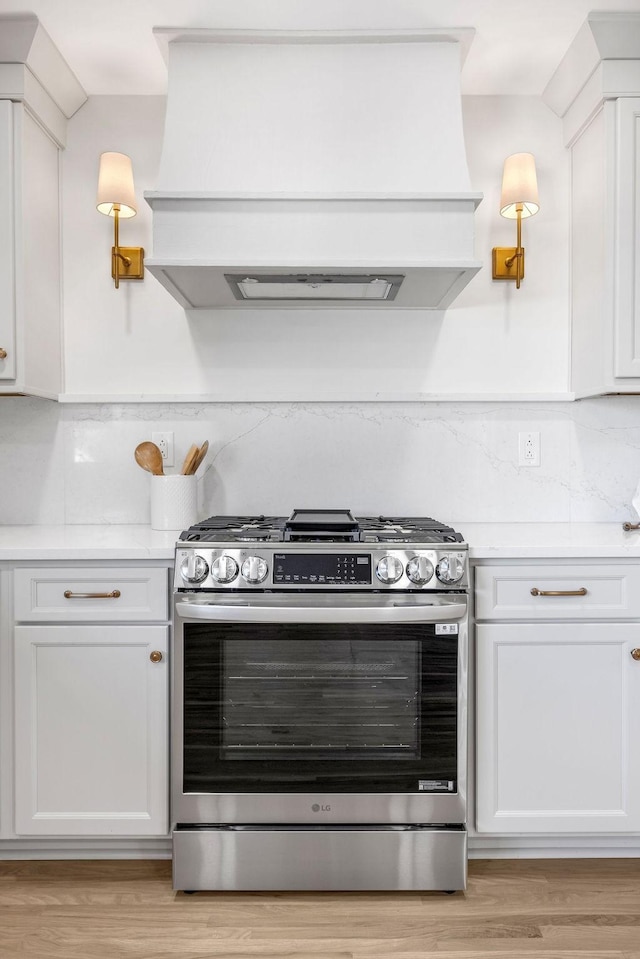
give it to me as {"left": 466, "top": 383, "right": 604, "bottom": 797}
{"left": 1, "top": 395, "right": 640, "bottom": 526}
{"left": 61, "top": 92, "right": 569, "bottom": 398}
{"left": 0, "top": 85, "right": 603, "bottom": 527}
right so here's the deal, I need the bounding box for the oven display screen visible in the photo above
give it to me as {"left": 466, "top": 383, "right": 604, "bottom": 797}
{"left": 273, "top": 553, "right": 372, "bottom": 585}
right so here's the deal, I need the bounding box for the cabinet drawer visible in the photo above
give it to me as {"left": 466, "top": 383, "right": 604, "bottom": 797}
{"left": 14, "top": 567, "right": 168, "bottom": 622}
{"left": 475, "top": 563, "right": 640, "bottom": 620}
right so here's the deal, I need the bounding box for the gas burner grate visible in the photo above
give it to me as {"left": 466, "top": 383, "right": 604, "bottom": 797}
{"left": 368, "top": 516, "right": 453, "bottom": 530}
{"left": 357, "top": 516, "right": 464, "bottom": 544}
{"left": 193, "top": 515, "right": 270, "bottom": 529}
{"left": 179, "top": 515, "right": 285, "bottom": 542}
{"left": 179, "top": 512, "right": 464, "bottom": 544}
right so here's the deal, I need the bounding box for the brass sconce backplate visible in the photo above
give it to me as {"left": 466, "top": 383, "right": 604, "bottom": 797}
{"left": 492, "top": 247, "right": 525, "bottom": 281}
{"left": 111, "top": 247, "right": 145, "bottom": 281}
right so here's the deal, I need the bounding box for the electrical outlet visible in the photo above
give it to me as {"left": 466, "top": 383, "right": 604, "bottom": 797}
{"left": 518, "top": 431, "right": 540, "bottom": 467}
{"left": 152, "top": 431, "right": 174, "bottom": 467}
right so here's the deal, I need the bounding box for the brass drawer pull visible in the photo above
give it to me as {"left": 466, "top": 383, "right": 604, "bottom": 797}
{"left": 150, "top": 650, "right": 163, "bottom": 663}
{"left": 631, "top": 649, "right": 640, "bottom": 661}
{"left": 63, "top": 589, "right": 122, "bottom": 599}
{"left": 530, "top": 587, "right": 588, "bottom": 597}
{"left": 0, "top": 348, "right": 7, "bottom": 359}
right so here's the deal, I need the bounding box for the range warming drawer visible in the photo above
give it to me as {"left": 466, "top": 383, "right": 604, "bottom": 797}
{"left": 173, "top": 825, "right": 467, "bottom": 891}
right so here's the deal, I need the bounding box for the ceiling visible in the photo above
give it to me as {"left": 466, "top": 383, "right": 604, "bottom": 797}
{"left": 0, "top": 0, "right": 638, "bottom": 99}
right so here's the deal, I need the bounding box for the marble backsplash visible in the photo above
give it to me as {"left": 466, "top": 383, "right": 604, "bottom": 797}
{"left": 1, "top": 395, "right": 640, "bottom": 526}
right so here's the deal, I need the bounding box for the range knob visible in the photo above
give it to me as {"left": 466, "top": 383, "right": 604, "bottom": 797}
{"left": 436, "top": 554, "right": 465, "bottom": 585}
{"left": 376, "top": 554, "right": 404, "bottom": 585}
{"left": 211, "top": 555, "right": 239, "bottom": 584}
{"left": 241, "top": 555, "right": 269, "bottom": 585}
{"left": 406, "top": 555, "right": 435, "bottom": 586}
{"left": 180, "top": 552, "right": 209, "bottom": 584}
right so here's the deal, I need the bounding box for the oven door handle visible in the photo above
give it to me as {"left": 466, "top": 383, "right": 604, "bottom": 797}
{"left": 174, "top": 601, "right": 467, "bottom": 624}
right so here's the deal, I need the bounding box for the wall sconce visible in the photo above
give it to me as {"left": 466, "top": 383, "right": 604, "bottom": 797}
{"left": 96, "top": 152, "right": 144, "bottom": 289}
{"left": 492, "top": 152, "right": 539, "bottom": 290}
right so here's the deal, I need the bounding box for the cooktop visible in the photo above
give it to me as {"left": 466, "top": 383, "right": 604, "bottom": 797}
{"left": 179, "top": 509, "right": 464, "bottom": 545}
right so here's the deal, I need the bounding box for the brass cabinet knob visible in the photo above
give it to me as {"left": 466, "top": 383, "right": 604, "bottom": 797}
{"left": 0, "top": 348, "right": 7, "bottom": 359}
{"left": 150, "top": 650, "right": 163, "bottom": 663}
{"left": 631, "top": 649, "right": 640, "bottom": 661}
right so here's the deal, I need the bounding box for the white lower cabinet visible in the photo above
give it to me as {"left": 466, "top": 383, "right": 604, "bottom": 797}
{"left": 14, "top": 624, "right": 168, "bottom": 836}
{"left": 476, "top": 621, "right": 640, "bottom": 833}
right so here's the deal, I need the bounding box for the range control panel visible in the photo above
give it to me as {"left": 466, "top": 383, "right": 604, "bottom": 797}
{"left": 175, "top": 546, "right": 468, "bottom": 591}
{"left": 273, "top": 553, "right": 372, "bottom": 586}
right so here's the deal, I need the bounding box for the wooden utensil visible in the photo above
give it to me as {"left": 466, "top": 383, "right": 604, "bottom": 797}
{"left": 134, "top": 441, "right": 164, "bottom": 476}
{"left": 190, "top": 440, "right": 209, "bottom": 474}
{"left": 180, "top": 443, "right": 199, "bottom": 475}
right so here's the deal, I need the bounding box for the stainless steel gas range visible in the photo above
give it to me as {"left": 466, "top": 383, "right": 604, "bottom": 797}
{"left": 172, "top": 509, "right": 469, "bottom": 892}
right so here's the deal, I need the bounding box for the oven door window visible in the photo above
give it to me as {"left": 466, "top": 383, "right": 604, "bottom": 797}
{"left": 182, "top": 623, "right": 458, "bottom": 793}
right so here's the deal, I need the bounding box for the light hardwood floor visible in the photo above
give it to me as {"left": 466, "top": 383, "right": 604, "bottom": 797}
{"left": 0, "top": 859, "right": 639, "bottom": 958}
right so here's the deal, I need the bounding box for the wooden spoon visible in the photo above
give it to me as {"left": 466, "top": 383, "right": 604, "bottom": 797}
{"left": 181, "top": 443, "right": 199, "bottom": 475}
{"left": 190, "top": 440, "right": 209, "bottom": 474}
{"left": 134, "top": 441, "right": 164, "bottom": 476}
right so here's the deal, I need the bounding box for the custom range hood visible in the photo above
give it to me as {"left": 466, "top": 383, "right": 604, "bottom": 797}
{"left": 145, "top": 28, "right": 482, "bottom": 310}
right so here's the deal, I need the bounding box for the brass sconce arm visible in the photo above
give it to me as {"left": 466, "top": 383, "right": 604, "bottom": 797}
{"left": 502, "top": 203, "right": 524, "bottom": 289}
{"left": 112, "top": 205, "right": 131, "bottom": 289}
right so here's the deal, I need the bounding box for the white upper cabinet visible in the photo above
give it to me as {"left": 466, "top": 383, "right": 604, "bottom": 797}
{"left": 544, "top": 14, "right": 640, "bottom": 396}
{"left": 0, "top": 15, "right": 85, "bottom": 398}
{"left": 0, "top": 101, "right": 15, "bottom": 381}
{"left": 612, "top": 98, "right": 640, "bottom": 379}
{"left": 0, "top": 100, "right": 62, "bottom": 397}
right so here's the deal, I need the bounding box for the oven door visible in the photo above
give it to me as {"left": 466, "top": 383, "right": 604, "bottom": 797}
{"left": 173, "top": 593, "right": 467, "bottom": 825}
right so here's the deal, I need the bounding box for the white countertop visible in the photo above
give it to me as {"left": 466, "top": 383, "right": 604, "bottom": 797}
{"left": 0, "top": 525, "right": 178, "bottom": 561}
{"left": 0, "top": 522, "right": 640, "bottom": 561}
{"left": 459, "top": 522, "right": 640, "bottom": 559}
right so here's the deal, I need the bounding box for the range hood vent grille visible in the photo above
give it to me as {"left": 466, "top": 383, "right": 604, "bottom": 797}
{"left": 226, "top": 274, "right": 403, "bottom": 302}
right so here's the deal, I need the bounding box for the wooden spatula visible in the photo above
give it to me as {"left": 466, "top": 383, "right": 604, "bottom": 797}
{"left": 191, "top": 440, "right": 209, "bottom": 474}
{"left": 180, "top": 444, "right": 199, "bottom": 475}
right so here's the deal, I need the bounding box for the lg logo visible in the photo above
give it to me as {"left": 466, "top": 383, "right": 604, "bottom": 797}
{"left": 311, "top": 803, "right": 331, "bottom": 812}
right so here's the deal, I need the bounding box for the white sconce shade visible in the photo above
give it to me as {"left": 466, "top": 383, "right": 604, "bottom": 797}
{"left": 499, "top": 153, "right": 539, "bottom": 219}
{"left": 96, "top": 152, "right": 137, "bottom": 218}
